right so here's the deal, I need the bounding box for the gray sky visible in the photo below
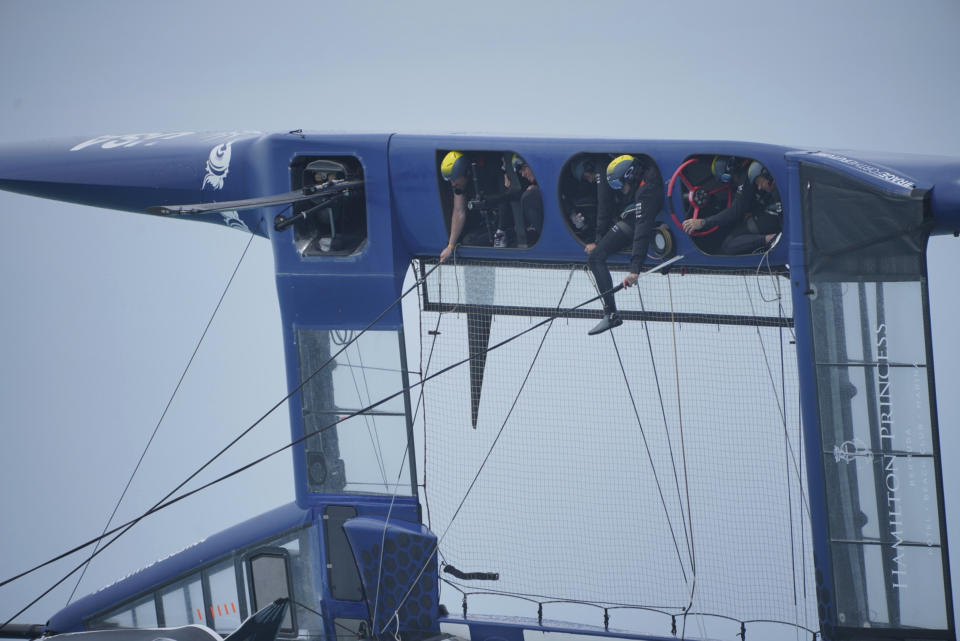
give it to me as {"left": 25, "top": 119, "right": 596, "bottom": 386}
{"left": 1, "top": 0, "right": 958, "bottom": 633}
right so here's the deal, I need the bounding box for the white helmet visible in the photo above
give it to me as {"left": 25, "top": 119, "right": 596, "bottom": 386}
{"left": 748, "top": 161, "right": 771, "bottom": 183}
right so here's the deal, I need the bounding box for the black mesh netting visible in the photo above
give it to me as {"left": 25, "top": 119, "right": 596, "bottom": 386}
{"left": 410, "top": 258, "right": 818, "bottom": 635}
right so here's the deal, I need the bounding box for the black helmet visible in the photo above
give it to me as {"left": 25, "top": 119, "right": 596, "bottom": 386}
{"left": 570, "top": 156, "right": 596, "bottom": 182}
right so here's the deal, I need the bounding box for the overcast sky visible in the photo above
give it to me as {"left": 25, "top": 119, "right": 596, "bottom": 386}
{"left": 0, "top": 0, "right": 958, "bottom": 635}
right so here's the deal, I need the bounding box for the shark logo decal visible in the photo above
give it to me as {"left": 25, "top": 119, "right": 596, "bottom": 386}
{"left": 219, "top": 210, "right": 250, "bottom": 232}
{"left": 202, "top": 142, "right": 233, "bottom": 190}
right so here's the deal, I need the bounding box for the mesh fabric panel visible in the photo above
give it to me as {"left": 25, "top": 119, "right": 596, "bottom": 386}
{"left": 415, "top": 258, "right": 817, "bottom": 634}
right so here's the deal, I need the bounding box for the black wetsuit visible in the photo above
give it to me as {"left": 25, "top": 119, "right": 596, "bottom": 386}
{"left": 567, "top": 183, "right": 596, "bottom": 242}
{"left": 587, "top": 161, "right": 665, "bottom": 314}
{"left": 455, "top": 179, "right": 492, "bottom": 246}
{"left": 567, "top": 154, "right": 607, "bottom": 242}
{"left": 453, "top": 152, "right": 507, "bottom": 247}
{"left": 700, "top": 178, "right": 782, "bottom": 254}
{"left": 519, "top": 183, "right": 543, "bottom": 243}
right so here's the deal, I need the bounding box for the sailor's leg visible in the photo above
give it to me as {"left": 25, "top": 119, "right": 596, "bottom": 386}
{"left": 587, "top": 225, "right": 631, "bottom": 335}
{"left": 521, "top": 186, "right": 543, "bottom": 239}
{"left": 588, "top": 231, "right": 615, "bottom": 312}
{"left": 719, "top": 229, "right": 768, "bottom": 255}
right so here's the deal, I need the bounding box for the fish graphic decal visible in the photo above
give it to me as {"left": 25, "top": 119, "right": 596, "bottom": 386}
{"left": 220, "top": 210, "right": 250, "bottom": 232}
{"left": 202, "top": 142, "right": 232, "bottom": 190}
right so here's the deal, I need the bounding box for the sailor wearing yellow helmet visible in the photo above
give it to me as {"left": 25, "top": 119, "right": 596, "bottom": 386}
{"left": 585, "top": 154, "right": 665, "bottom": 335}
{"left": 440, "top": 150, "right": 473, "bottom": 262}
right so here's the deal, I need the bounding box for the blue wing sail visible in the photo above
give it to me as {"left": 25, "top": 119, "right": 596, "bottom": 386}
{"left": 3, "top": 132, "right": 960, "bottom": 641}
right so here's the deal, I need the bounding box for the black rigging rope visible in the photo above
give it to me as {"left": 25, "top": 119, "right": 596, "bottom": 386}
{"left": 413, "top": 259, "right": 451, "bottom": 573}
{"left": 637, "top": 284, "right": 697, "bottom": 583}
{"left": 415, "top": 262, "right": 440, "bottom": 530}
{"left": 763, "top": 253, "right": 814, "bottom": 631}
{"left": 798, "top": 348, "right": 810, "bottom": 632}
{"left": 339, "top": 332, "right": 391, "bottom": 491}
{"left": 369, "top": 436, "right": 414, "bottom": 631}
{"left": 3, "top": 252, "right": 821, "bottom": 640}
{"left": 376, "top": 256, "right": 681, "bottom": 633}
{"left": 292, "top": 598, "right": 375, "bottom": 639}
{"left": 64, "top": 230, "right": 257, "bottom": 608}
{"left": 637, "top": 288, "right": 696, "bottom": 572}
{"left": 608, "top": 329, "right": 690, "bottom": 585}
{"left": 356, "top": 346, "right": 392, "bottom": 490}
{"left": 666, "top": 274, "right": 700, "bottom": 638}
{"left": 1, "top": 261, "right": 626, "bottom": 631}
{"left": 372, "top": 259, "right": 447, "bottom": 627}
{"left": 378, "top": 265, "right": 579, "bottom": 635}
{"left": 0, "top": 256, "right": 446, "bottom": 628}
{"left": 742, "top": 270, "right": 814, "bottom": 635}
{"left": 779, "top": 279, "right": 800, "bottom": 613}
{"left": 595, "top": 262, "right": 696, "bottom": 596}
{"left": 741, "top": 276, "right": 811, "bottom": 519}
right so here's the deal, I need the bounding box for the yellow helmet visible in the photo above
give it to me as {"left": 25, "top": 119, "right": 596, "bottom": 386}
{"left": 441, "top": 151, "right": 469, "bottom": 181}
{"left": 606, "top": 154, "right": 637, "bottom": 189}
{"left": 711, "top": 155, "right": 736, "bottom": 183}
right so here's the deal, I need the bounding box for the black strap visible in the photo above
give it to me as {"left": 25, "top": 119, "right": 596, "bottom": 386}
{"left": 442, "top": 564, "right": 499, "bottom": 581}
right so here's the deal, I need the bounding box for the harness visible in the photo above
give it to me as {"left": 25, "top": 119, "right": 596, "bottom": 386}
{"left": 616, "top": 179, "right": 647, "bottom": 223}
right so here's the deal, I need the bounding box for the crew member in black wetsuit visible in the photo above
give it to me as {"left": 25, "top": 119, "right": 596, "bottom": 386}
{"left": 681, "top": 160, "right": 782, "bottom": 254}
{"left": 440, "top": 150, "right": 506, "bottom": 261}
{"left": 440, "top": 150, "right": 471, "bottom": 262}
{"left": 513, "top": 155, "right": 543, "bottom": 245}
{"left": 585, "top": 154, "right": 665, "bottom": 335}
{"left": 566, "top": 154, "right": 603, "bottom": 242}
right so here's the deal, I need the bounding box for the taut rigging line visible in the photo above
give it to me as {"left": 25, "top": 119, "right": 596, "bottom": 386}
{"left": 3, "top": 257, "right": 680, "bottom": 630}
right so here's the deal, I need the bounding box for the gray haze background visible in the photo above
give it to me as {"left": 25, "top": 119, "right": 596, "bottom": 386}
{"left": 0, "top": 0, "right": 958, "bottom": 633}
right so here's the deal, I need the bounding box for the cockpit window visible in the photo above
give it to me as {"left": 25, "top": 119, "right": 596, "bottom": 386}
{"left": 667, "top": 154, "right": 782, "bottom": 256}
{"left": 247, "top": 551, "right": 295, "bottom": 632}
{"left": 558, "top": 152, "right": 670, "bottom": 262}
{"left": 437, "top": 150, "right": 543, "bottom": 253}
{"left": 88, "top": 595, "right": 158, "bottom": 630}
{"left": 289, "top": 156, "right": 367, "bottom": 256}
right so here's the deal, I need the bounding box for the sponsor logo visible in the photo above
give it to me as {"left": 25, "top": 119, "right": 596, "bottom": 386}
{"left": 70, "top": 132, "right": 195, "bottom": 151}
{"left": 876, "top": 322, "right": 908, "bottom": 590}
{"left": 814, "top": 152, "right": 915, "bottom": 189}
{"left": 69, "top": 131, "right": 261, "bottom": 152}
